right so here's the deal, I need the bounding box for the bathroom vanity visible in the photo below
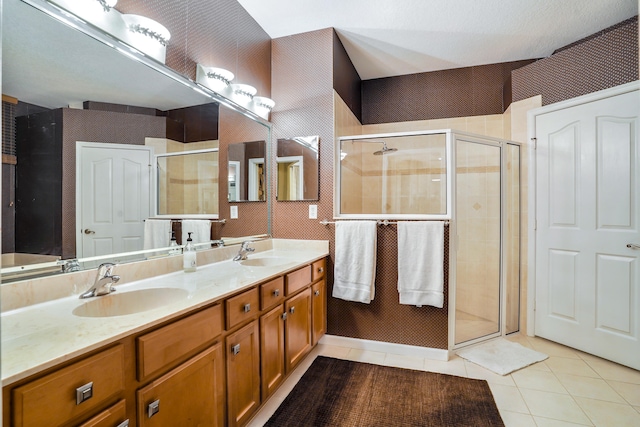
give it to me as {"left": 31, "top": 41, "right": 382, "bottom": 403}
{"left": 1, "top": 240, "right": 328, "bottom": 427}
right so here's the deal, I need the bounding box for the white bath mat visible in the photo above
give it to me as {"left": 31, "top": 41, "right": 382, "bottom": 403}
{"left": 456, "top": 338, "right": 548, "bottom": 376}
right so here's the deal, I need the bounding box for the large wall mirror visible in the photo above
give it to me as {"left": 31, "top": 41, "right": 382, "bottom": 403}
{"left": 1, "top": 0, "right": 271, "bottom": 282}
{"left": 276, "top": 136, "right": 319, "bottom": 201}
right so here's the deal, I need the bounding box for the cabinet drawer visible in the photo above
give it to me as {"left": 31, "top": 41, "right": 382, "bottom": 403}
{"left": 285, "top": 265, "right": 311, "bottom": 295}
{"left": 226, "top": 287, "right": 260, "bottom": 330}
{"left": 12, "top": 345, "right": 125, "bottom": 427}
{"left": 312, "top": 258, "right": 326, "bottom": 282}
{"left": 260, "top": 276, "right": 284, "bottom": 310}
{"left": 137, "top": 304, "right": 223, "bottom": 381}
{"left": 78, "top": 399, "right": 128, "bottom": 427}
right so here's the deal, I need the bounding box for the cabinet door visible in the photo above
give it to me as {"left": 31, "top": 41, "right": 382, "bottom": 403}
{"left": 260, "top": 304, "right": 285, "bottom": 400}
{"left": 226, "top": 321, "right": 260, "bottom": 427}
{"left": 285, "top": 288, "right": 312, "bottom": 373}
{"left": 312, "top": 279, "right": 327, "bottom": 346}
{"left": 137, "top": 344, "right": 225, "bottom": 427}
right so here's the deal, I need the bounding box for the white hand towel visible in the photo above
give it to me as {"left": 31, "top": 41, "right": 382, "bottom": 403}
{"left": 143, "top": 219, "right": 172, "bottom": 250}
{"left": 397, "top": 221, "right": 444, "bottom": 308}
{"left": 332, "top": 221, "right": 377, "bottom": 304}
{"left": 181, "top": 220, "right": 211, "bottom": 244}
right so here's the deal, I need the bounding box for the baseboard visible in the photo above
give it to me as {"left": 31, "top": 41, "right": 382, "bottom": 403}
{"left": 319, "top": 335, "right": 450, "bottom": 361}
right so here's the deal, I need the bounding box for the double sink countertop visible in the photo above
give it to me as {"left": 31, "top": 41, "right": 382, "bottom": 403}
{"left": 1, "top": 239, "right": 329, "bottom": 386}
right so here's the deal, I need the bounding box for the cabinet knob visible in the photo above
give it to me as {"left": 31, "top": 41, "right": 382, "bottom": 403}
{"left": 281, "top": 312, "right": 287, "bottom": 320}
{"left": 148, "top": 399, "right": 160, "bottom": 418}
{"left": 317, "top": 267, "right": 324, "bottom": 273}
{"left": 314, "top": 290, "right": 320, "bottom": 296}
{"left": 75, "top": 382, "right": 93, "bottom": 405}
{"left": 289, "top": 306, "right": 295, "bottom": 314}
{"left": 243, "top": 303, "right": 251, "bottom": 313}
{"left": 231, "top": 344, "right": 241, "bottom": 355}
{"left": 116, "top": 420, "right": 130, "bottom": 427}
{"left": 273, "top": 289, "right": 280, "bottom": 297}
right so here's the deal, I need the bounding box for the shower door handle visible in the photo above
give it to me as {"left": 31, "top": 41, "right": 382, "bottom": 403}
{"left": 627, "top": 243, "right": 640, "bottom": 250}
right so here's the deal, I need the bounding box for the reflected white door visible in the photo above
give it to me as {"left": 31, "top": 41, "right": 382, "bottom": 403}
{"left": 77, "top": 143, "right": 152, "bottom": 258}
{"left": 534, "top": 88, "right": 640, "bottom": 369}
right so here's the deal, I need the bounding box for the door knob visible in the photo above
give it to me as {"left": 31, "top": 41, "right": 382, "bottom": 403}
{"left": 84, "top": 229, "right": 95, "bottom": 235}
{"left": 627, "top": 243, "right": 640, "bottom": 250}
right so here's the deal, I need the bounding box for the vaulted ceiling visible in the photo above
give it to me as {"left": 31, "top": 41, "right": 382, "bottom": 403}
{"left": 237, "top": 0, "right": 639, "bottom": 80}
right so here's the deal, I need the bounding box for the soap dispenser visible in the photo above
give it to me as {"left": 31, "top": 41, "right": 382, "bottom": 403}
{"left": 183, "top": 232, "right": 197, "bottom": 272}
{"left": 168, "top": 230, "right": 181, "bottom": 255}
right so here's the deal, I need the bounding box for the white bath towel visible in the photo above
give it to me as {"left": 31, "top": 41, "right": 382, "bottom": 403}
{"left": 143, "top": 219, "right": 172, "bottom": 249}
{"left": 332, "top": 221, "right": 377, "bottom": 304}
{"left": 181, "top": 220, "right": 212, "bottom": 244}
{"left": 397, "top": 221, "right": 444, "bottom": 307}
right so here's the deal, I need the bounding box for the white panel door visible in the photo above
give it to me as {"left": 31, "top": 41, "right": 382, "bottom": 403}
{"left": 535, "top": 89, "right": 640, "bottom": 369}
{"left": 78, "top": 144, "right": 152, "bottom": 258}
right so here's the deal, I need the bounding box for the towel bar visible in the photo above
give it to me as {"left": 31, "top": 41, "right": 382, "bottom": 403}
{"left": 320, "top": 219, "right": 449, "bottom": 226}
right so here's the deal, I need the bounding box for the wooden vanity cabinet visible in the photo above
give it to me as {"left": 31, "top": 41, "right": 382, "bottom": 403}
{"left": 137, "top": 344, "right": 225, "bottom": 427}
{"left": 284, "top": 288, "right": 313, "bottom": 372}
{"left": 3, "top": 257, "right": 328, "bottom": 427}
{"left": 312, "top": 279, "right": 327, "bottom": 346}
{"left": 260, "top": 304, "right": 285, "bottom": 399}
{"left": 226, "top": 320, "right": 261, "bottom": 427}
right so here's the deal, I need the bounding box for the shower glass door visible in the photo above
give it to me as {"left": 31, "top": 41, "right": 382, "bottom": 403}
{"left": 454, "top": 139, "right": 502, "bottom": 345}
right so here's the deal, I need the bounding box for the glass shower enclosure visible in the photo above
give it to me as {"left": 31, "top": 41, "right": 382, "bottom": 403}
{"left": 336, "top": 130, "right": 521, "bottom": 348}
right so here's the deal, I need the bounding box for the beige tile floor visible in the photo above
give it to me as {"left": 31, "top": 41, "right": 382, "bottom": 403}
{"left": 247, "top": 334, "right": 640, "bottom": 427}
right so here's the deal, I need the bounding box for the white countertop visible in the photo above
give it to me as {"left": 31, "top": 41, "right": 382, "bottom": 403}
{"left": 1, "top": 245, "right": 328, "bottom": 386}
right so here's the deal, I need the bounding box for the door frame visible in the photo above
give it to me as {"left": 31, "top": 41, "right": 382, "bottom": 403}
{"left": 75, "top": 142, "right": 154, "bottom": 259}
{"left": 526, "top": 80, "right": 640, "bottom": 336}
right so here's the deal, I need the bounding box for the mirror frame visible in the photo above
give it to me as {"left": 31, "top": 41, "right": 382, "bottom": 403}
{"left": 1, "top": 0, "right": 273, "bottom": 281}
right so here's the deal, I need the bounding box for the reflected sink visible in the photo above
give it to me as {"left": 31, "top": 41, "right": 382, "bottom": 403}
{"left": 73, "top": 288, "right": 188, "bottom": 317}
{"left": 239, "top": 257, "right": 290, "bottom": 268}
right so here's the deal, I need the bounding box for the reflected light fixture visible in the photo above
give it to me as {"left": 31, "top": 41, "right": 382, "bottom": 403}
{"left": 252, "top": 96, "right": 275, "bottom": 120}
{"left": 229, "top": 83, "right": 257, "bottom": 107}
{"left": 196, "top": 64, "right": 234, "bottom": 95}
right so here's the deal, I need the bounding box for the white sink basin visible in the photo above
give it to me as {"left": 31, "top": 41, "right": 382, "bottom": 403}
{"left": 73, "top": 288, "right": 188, "bottom": 317}
{"left": 239, "top": 257, "right": 290, "bottom": 268}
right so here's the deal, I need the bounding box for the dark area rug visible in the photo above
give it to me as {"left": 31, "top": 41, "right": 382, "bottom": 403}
{"left": 265, "top": 356, "right": 504, "bottom": 427}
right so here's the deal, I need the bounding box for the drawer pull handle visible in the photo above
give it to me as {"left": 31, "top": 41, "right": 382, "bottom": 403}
{"left": 148, "top": 400, "right": 160, "bottom": 418}
{"left": 116, "top": 420, "right": 130, "bottom": 427}
{"left": 314, "top": 290, "right": 320, "bottom": 296}
{"left": 243, "top": 303, "right": 251, "bottom": 313}
{"left": 289, "top": 306, "right": 295, "bottom": 314}
{"left": 232, "top": 344, "right": 241, "bottom": 355}
{"left": 273, "top": 289, "right": 280, "bottom": 297}
{"left": 75, "top": 382, "right": 93, "bottom": 405}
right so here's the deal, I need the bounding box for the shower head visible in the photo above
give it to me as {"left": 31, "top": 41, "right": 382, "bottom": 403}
{"left": 373, "top": 142, "right": 398, "bottom": 156}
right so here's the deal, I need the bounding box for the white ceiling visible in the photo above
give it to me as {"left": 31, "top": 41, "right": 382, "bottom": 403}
{"left": 237, "top": 0, "right": 639, "bottom": 80}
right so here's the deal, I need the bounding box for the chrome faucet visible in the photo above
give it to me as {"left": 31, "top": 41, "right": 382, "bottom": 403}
{"left": 79, "top": 263, "right": 120, "bottom": 299}
{"left": 233, "top": 241, "right": 255, "bottom": 261}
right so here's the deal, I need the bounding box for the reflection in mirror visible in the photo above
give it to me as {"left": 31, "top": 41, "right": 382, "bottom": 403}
{"left": 0, "top": 0, "right": 271, "bottom": 282}
{"left": 155, "top": 149, "right": 219, "bottom": 217}
{"left": 276, "top": 136, "right": 319, "bottom": 201}
{"left": 227, "top": 141, "right": 266, "bottom": 202}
